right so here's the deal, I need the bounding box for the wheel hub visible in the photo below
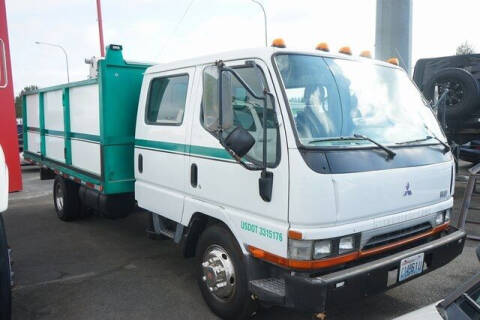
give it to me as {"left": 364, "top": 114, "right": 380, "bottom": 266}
{"left": 201, "top": 245, "right": 236, "bottom": 300}
{"left": 438, "top": 80, "right": 464, "bottom": 107}
{"left": 55, "top": 183, "right": 64, "bottom": 210}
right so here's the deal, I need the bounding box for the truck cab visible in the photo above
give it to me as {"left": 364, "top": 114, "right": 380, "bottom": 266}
{"left": 133, "top": 44, "right": 465, "bottom": 318}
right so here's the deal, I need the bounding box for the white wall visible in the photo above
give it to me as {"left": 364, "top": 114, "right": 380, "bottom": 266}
{"left": 45, "top": 135, "right": 65, "bottom": 162}
{"left": 71, "top": 139, "right": 101, "bottom": 175}
{"left": 26, "top": 94, "right": 40, "bottom": 128}
{"left": 27, "top": 132, "right": 41, "bottom": 154}
{"left": 44, "top": 90, "right": 64, "bottom": 132}
{"left": 69, "top": 84, "right": 100, "bottom": 135}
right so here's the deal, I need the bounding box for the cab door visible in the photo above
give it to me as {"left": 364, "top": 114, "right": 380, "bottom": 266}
{"left": 135, "top": 67, "right": 196, "bottom": 223}
{"left": 183, "top": 60, "right": 289, "bottom": 257}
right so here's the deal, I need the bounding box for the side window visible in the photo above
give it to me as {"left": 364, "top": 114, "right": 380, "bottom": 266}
{"left": 146, "top": 74, "right": 189, "bottom": 125}
{"left": 201, "top": 65, "right": 280, "bottom": 166}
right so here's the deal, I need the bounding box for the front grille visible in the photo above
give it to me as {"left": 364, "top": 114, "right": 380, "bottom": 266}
{"left": 363, "top": 222, "right": 432, "bottom": 250}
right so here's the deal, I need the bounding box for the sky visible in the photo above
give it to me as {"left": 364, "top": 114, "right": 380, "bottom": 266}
{"left": 5, "top": 0, "right": 480, "bottom": 95}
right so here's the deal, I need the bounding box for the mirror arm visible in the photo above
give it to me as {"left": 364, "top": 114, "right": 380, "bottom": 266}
{"left": 217, "top": 62, "right": 224, "bottom": 138}
{"left": 259, "top": 90, "right": 275, "bottom": 202}
{"left": 220, "top": 66, "right": 266, "bottom": 101}
{"left": 261, "top": 90, "right": 270, "bottom": 172}
{"left": 219, "top": 140, "right": 263, "bottom": 171}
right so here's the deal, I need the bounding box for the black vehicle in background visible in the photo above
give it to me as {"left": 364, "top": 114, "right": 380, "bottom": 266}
{"left": 413, "top": 54, "right": 480, "bottom": 163}
{"left": 16, "top": 119, "right": 22, "bottom": 153}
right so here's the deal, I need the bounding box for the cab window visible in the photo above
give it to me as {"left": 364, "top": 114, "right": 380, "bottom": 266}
{"left": 146, "top": 74, "right": 189, "bottom": 125}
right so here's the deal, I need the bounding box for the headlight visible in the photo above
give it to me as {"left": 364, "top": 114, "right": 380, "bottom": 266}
{"left": 435, "top": 212, "right": 444, "bottom": 225}
{"left": 288, "top": 239, "right": 313, "bottom": 260}
{"left": 339, "top": 235, "right": 355, "bottom": 254}
{"left": 444, "top": 209, "right": 451, "bottom": 222}
{"left": 287, "top": 233, "right": 359, "bottom": 261}
{"left": 313, "top": 240, "right": 332, "bottom": 259}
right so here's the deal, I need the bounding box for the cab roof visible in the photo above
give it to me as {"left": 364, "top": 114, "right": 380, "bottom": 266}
{"left": 145, "top": 47, "right": 402, "bottom": 75}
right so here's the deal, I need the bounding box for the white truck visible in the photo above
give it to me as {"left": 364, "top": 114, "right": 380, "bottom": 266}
{"left": 0, "top": 146, "right": 12, "bottom": 320}
{"left": 23, "top": 42, "right": 466, "bottom": 319}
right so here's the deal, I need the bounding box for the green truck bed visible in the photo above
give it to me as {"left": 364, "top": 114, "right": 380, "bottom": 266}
{"left": 23, "top": 45, "right": 150, "bottom": 195}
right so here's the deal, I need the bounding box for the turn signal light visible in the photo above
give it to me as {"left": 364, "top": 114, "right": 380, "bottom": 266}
{"left": 315, "top": 42, "right": 330, "bottom": 52}
{"left": 338, "top": 46, "right": 352, "bottom": 55}
{"left": 271, "top": 38, "right": 286, "bottom": 48}
{"left": 288, "top": 230, "right": 302, "bottom": 240}
{"left": 387, "top": 57, "right": 399, "bottom": 65}
{"left": 248, "top": 245, "right": 359, "bottom": 270}
{"left": 360, "top": 50, "right": 372, "bottom": 58}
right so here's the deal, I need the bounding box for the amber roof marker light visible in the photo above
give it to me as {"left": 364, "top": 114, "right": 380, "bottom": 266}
{"left": 338, "top": 46, "right": 352, "bottom": 55}
{"left": 360, "top": 50, "right": 372, "bottom": 58}
{"left": 387, "top": 57, "right": 399, "bottom": 66}
{"left": 271, "top": 38, "right": 286, "bottom": 48}
{"left": 316, "top": 42, "right": 330, "bottom": 52}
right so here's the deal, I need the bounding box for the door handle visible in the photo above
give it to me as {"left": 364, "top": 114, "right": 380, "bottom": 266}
{"left": 191, "top": 163, "right": 198, "bottom": 188}
{"left": 138, "top": 153, "right": 143, "bottom": 173}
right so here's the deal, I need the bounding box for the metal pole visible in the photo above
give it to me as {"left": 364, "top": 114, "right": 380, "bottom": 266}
{"left": 96, "top": 0, "right": 105, "bottom": 57}
{"left": 375, "top": 0, "right": 412, "bottom": 73}
{"left": 35, "top": 41, "right": 70, "bottom": 83}
{"left": 250, "top": 0, "right": 267, "bottom": 47}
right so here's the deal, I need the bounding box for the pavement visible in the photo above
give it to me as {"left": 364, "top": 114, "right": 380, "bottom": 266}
{"left": 2, "top": 164, "right": 480, "bottom": 320}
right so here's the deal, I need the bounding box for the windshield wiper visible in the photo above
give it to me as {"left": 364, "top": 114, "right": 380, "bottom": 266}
{"left": 396, "top": 136, "right": 434, "bottom": 145}
{"left": 308, "top": 136, "right": 363, "bottom": 144}
{"left": 353, "top": 134, "right": 396, "bottom": 159}
{"left": 423, "top": 124, "right": 450, "bottom": 154}
{"left": 307, "top": 134, "right": 396, "bottom": 160}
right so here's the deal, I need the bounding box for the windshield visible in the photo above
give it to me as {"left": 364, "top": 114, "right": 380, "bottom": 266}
{"left": 274, "top": 54, "right": 445, "bottom": 147}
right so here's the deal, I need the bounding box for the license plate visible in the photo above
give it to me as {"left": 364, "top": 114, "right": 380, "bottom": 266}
{"left": 399, "top": 253, "right": 424, "bottom": 282}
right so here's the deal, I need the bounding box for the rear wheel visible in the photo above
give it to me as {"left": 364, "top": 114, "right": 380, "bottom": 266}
{"left": 196, "top": 224, "right": 257, "bottom": 320}
{"left": 53, "top": 176, "right": 81, "bottom": 221}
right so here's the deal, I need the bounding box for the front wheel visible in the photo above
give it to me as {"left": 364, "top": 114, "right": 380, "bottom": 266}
{"left": 196, "top": 224, "right": 257, "bottom": 320}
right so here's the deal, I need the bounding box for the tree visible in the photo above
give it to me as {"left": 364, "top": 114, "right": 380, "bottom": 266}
{"left": 456, "top": 41, "right": 475, "bottom": 55}
{"left": 14, "top": 85, "right": 38, "bottom": 118}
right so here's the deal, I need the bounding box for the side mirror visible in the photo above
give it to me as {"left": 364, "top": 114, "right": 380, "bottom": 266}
{"left": 202, "top": 67, "right": 234, "bottom": 132}
{"left": 220, "top": 71, "right": 234, "bottom": 130}
{"left": 224, "top": 126, "right": 255, "bottom": 158}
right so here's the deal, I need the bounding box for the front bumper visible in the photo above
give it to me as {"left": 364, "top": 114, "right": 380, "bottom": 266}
{"left": 249, "top": 228, "right": 466, "bottom": 313}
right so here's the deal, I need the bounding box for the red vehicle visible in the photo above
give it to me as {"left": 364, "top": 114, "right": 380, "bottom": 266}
{"left": 0, "top": 0, "right": 22, "bottom": 192}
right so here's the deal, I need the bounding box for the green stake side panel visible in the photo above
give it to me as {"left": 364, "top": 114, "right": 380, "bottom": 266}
{"left": 99, "top": 48, "right": 149, "bottom": 194}
{"left": 22, "top": 45, "right": 151, "bottom": 195}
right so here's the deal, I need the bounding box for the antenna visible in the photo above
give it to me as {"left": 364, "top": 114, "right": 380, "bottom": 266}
{"left": 157, "top": 0, "right": 196, "bottom": 59}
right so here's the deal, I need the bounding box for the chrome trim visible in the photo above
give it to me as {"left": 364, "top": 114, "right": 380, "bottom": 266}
{"left": 360, "top": 210, "right": 446, "bottom": 249}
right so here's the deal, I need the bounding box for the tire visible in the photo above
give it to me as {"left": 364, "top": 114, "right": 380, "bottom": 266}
{"left": 424, "top": 68, "right": 480, "bottom": 118}
{"left": 0, "top": 215, "right": 11, "bottom": 320}
{"left": 53, "top": 176, "right": 81, "bottom": 221}
{"left": 196, "top": 224, "right": 257, "bottom": 320}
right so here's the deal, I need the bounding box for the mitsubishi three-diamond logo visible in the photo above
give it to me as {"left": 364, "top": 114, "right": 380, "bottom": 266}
{"left": 403, "top": 182, "right": 412, "bottom": 196}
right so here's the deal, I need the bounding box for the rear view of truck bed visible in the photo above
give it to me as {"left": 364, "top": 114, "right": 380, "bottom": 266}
{"left": 23, "top": 45, "right": 150, "bottom": 217}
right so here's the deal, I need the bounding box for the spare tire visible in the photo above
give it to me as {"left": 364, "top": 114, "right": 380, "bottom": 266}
{"left": 424, "top": 68, "right": 480, "bottom": 118}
